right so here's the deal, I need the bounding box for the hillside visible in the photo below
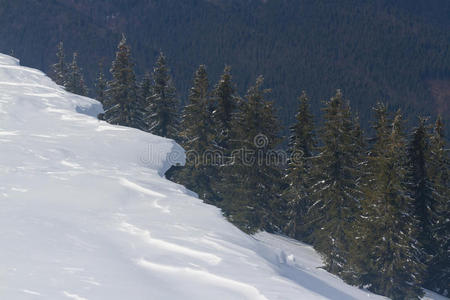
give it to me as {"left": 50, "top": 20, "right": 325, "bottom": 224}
{"left": 0, "top": 53, "right": 388, "bottom": 299}
{"left": 1, "top": 54, "right": 449, "bottom": 299}
{"left": 1, "top": 53, "right": 448, "bottom": 300}
{"left": 0, "top": 0, "right": 448, "bottom": 132}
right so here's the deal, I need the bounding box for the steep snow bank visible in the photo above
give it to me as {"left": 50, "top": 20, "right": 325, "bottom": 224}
{"left": 0, "top": 54, "right": 445, "bottom": 300}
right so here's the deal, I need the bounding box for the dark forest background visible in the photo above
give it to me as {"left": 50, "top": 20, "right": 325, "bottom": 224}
{"left": 0, "top": 0, "right": 449, "bottom": 134}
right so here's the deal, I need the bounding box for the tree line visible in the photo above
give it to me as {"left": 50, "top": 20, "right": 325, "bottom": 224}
{"left": 50, "top": 36, "right": 449, "bottom": 300}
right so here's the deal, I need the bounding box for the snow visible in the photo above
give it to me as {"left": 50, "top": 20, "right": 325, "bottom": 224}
{"left": 0, "top": 54, "right": 446, "bottom": 300}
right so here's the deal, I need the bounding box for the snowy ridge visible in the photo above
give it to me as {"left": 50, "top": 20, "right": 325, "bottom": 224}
{"left": 0, "top": 54, "right": 446, "bottom": 300}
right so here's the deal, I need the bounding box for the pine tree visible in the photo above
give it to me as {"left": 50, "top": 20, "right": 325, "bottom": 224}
{"left": 284, "top": 91, "right": 317, "bottom": 240}
{"left": 353, "top": 106, "right": 425, "bottom": 299}
{"left": 222, "top": 76, "right": 282, "bottom": 233}
{"left": 425, "top": 116, "right": 450, "bottom": 296}
{"left": 95, "top": 60, "right": 107, "bottom": 105}
{"left": 170, "top": 65, "right": 217, "bottom": 202}
{"left": 104, "top": 35, "right": 145, "bottom": 130}
{"left": 64, "top": 52, "right": 88, "bottom": 96}
{"left": 347, "top": 103, "right": 388, "bottom": 286}
{"left": 408, "top": 118, "right": 435, "bottom": 265}
{"left": 212, "top": 66, "right": 238, "bottom": 152}
{"left": 306, "top": 90, "right": 362, "bottom": 275}
{"left": 146, "top": 52, "right": 180, "bottom": 139}
{"left": 337, "top": 113, "right": 368, "bottom": 284}
{"left": 51, "top": 41, "right": 67, "bottom": 86}
{"left": 179, "top": 65, "right": 212, "bottom": 148}
{"left": 207, "top": 66, "right": 240, "bottom": 206}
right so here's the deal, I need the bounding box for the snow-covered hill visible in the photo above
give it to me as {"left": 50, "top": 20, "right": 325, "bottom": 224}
{"left": 0, "top": 54, "right": 446, "bottom": 300}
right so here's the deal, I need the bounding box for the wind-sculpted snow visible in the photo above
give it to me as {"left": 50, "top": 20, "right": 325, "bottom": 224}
{"left": 0, "top": 54, "right": 446, "bottom": 300}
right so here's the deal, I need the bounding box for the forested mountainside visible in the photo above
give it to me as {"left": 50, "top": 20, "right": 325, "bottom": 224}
{"left": 1, "top": 53, "right": 399, "bottom": 300}
{"left": 0, "top": 0, "right": 449, "bottom": 131}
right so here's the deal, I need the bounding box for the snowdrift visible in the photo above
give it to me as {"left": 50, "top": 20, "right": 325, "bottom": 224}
{"left": 0, "top": 54, "right": 446, "bottom": 300}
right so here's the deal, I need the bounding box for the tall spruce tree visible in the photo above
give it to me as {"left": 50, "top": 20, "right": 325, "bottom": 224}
{"left": 212, "top": 66, "right": 238, "bottom": 152}
{"left": 207, "top": 66, "right": 240, "bottom": 206}
{"left": 221, "top": 76, "right": 282, "bottom": 233}
{"left": 104, "top": 35, "right": 145, "bottom": 130}
{"left": 307, "top": 90, "right": 362, "bottom": 275}
{"left": 64, "top": 52, "right": 87, "bottom": 96}
{"left": 353, "top": 106, "right": 425, "bottom": 299}
{"left": 337, "top": 113, "right": 367, "bottom": 284}
{"left": 179, "top": 65, "right": 212, "bottom": 148}
{"left": 51, "top": 41, "right": 67, "bottom": 86}
{"left": 170, "top": 65, "right": 218, "bottom": 202}
{"left": 425, "top": 116, "right": 450, "bottom": 295}
{"left": 146, "top": 52, "right": 180, "bottom": 139}
{"left": 347, "top": 103, "right": 389, "bottom": 286}
{"left": 408, "top": 118, "right": 435, "bottom": 266}
{"left": 284, "top": 91, "right": 317, "bottom": 240}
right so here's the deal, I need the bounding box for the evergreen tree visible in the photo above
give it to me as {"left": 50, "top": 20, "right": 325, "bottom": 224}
{"left": 222, "top": 76, "right": 282, "bottom": 233}
{"left": 353, "top": 106, "right": 425, "bottom": 299}
{"left": 408, "top": 118, "right": 435, "bottom": 265}
{"left": 212, "top": 66, "right": 239, "bottom": 152}
{"left": 146, "top": 52, "right": 180, "bottom": 139}
{"left": 51, "top": 41, "right": 67, "bottom": 86}
{"left": 306, "top": 90, "right": 362, "bottom": 275}
{"left": 206, "top": 66, "right": 239, "bottom": 206}
{"left": 64, "top": 52, "right": 88, "bottom": 96}
{"left": 170, "top": 65, "right": 217, "bottom": 202}
{"left": 179, "top": 65, "right": 212, "bottom": 148}
{"left": 104, "top": 35, "right": 145, "bottom": 130}
{"left": 425, "top": 116, "right": 450, "bottom": 295}
{"left": 95, "top": 60, "right": 107, "bottom": 105}
{"left": 347, "top": 103, "right": 389, "bottom": 285}
{"left": 338, "top": 113, "right": 368, "bottom": 284}
{"left": 284, "top": 91, "right": 317, "bottom": 240}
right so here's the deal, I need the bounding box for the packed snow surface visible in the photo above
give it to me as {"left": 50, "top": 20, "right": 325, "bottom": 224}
{"left": 0, "top": 54, "right": 447, "bottom": 300}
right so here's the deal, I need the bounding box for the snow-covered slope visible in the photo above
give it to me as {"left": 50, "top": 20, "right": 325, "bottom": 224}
{"left": 0, "top": 54, "right": 446, "bottom": 300}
